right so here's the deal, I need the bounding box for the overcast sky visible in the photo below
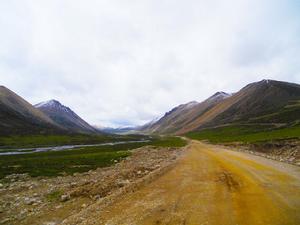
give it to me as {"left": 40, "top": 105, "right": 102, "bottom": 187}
{"left": 0, "top": 0, "right": 299, "bottom": 127}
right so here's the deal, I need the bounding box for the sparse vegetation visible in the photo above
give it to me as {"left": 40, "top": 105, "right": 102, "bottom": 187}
{"left": 186, "top": 125, "right": 300, "bottom": 144}
{"left": 46, "top": 190, "right": 63, "bottom": 202}
{"left": 149, "top": 136, "right": 187, "bottom": 147}
{"left": 249, "top": 100, "right": 300, "bottom": 123}
{"left": 0, "top": 134, "right": 144, "bottom": 149}
{"left": 0, "top": 136, "right": 186, "bottom": 179}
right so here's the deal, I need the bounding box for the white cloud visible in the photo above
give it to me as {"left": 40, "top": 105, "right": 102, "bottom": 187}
{"left": 0, "top": 0, "right": 299, "bottom": 127}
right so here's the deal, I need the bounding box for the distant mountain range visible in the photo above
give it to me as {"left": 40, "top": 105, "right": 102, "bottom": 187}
{"left": 142, "top": 92, "right": 232, "bottom": 134}
{"left": 1, "top": 79, "right": 299, "bottom": 136}
{"left": 0, "top": 86, "right": 97, "bottom": 135}
{"left": 96, "top": 126, "right": 137, "bottom": 135}
{"left": 141, "top": 79, "right": 300, "bottom": 134}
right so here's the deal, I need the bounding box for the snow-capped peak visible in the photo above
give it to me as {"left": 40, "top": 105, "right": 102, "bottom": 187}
{"left": 35, "top": 100, "right": 72, "bottom": 113}
{"left": 35, "top": 99, "right": 83, "bottom": 121}
{"left": 185, "top": 101, "right": 198, "bottom": 108}
{"left": 147, "top": 117, "right": 161, "bottom": 125}
{"left": 35, "top": 99, "right": 60, "bottom": 108}
{"left": 261, "top": 79, "right": 272, "bottom": 84}
{"left": 208, "top": 92, "right": 232, "bottom": 102}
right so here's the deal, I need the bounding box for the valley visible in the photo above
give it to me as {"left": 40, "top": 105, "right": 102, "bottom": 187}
{"left": 1, "top": 1, "right": 300, "bottom": 224}
{"left": 0, "top": 79, "right": 299, "bottom": 224}
{"left": 0, "top": 136, "right": 186, "bottom": 178}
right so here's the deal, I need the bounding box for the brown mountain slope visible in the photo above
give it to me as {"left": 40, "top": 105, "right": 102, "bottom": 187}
{"left": 0, "top": 86, "right": 63, "bottom": 135}
{"left": 35, "top": 100, "right": 97, "bottom": 134}
{"left": 176, "top": 79, "right": 300, "bottom": 134}
{"left": 145, "top": 92, "right": 231, "bottom": 134}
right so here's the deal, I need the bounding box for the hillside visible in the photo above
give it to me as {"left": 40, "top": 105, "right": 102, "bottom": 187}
{"left": 144, "top": 92, "right": 231, "bottom": 134}
{"left": 205, "top": 80, "right": 299, "bottom": 125}
{"left": 178, "top": 79, "right": 300, "bottom": 134}
{"left": 142, "top": 80, "right": 300, "bottom": 135}
{"left": 35, "top": 100, "right": 97, "bottom": 134}
{"left": 0, "top": 86, "right": 63, "bottom": 135}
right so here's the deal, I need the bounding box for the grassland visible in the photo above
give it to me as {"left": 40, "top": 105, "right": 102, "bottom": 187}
{"left": 0, "top": 134, "right": 144, "bottom": 149}
{"left": 249, "top": 100, "right": 300, "bottom": 124}
{"left": 0, "top": 136, "right": 186, "bottom": 179}
{"left": 186, "top": 124, "right": 300, "bottom": 144}
{"left": 185, "top": 99, "right": 300, "bottom": 144}
{"left": 148, "top": 136, "right": 187, "bottom": 147}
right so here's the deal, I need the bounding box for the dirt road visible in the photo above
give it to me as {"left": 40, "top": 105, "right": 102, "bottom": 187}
{"left": 65, "top": 141, "right": 300, "bottom": 225}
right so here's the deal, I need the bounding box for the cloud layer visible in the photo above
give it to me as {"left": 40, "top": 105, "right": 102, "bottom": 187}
{"left": 1, "top": 0, "right": 299, "bottom": 127}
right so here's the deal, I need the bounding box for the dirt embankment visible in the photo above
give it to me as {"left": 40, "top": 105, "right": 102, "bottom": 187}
{"left": 0, "top": 146, "right": 184, "bottom": 225}
{"left": 223, "top": 139, "right": 300, "bottom": 166}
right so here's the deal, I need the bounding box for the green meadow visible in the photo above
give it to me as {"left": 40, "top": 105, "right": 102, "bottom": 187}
{"left": 0, "top": 134, "right": 144, "bottom": 149}
{"left": 186, "top": 125, "right": 300, "bottom": 144}
{"left": 0, "top": 136, "right": 186, "bottom": 179}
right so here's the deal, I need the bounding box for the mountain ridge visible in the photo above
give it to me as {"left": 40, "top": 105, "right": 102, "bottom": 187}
{"left": 0, "top": 86, "right": 64, "bottom": 135}
{"left": 35, "top": 99, "right": 97, "bottom": 134}
{"left": 143, "top": 91, "right": 231, "bottom": 134}
{"left": 141, "top": 79, "right": 300, "bottom": 135}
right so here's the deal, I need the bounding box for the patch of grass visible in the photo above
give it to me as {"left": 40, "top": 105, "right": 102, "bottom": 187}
{"left": 0, "top": 136, "right": 187, "bottom": 179}
{"left": 0, "top": 145, "right": 132, "bottom": 178}
{"left": 186, "top": 125, "right": 300, "bottom": 144}
{"left": 46, "top": 190, "right": 63, "bottom": 202}
{"left": 0, "top": 134, "right": 144, "bottom": 149}
{"left": 149, "top": 136, "right": 187, "bottom": 148}
{"left": 249, "top": 100, "right": 300, "bottom": 124}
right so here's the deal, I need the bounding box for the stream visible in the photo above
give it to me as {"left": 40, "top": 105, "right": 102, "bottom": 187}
{"left": 0, "top": 140, "right": 150, "bottom": 156}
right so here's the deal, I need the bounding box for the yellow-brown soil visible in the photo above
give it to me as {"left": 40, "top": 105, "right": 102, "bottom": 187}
{"left": 66, "top": 141, "right": 300, "bottom": 225}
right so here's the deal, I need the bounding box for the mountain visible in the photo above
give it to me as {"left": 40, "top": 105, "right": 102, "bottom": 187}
{"left": 96, "top": 126, "right": 136, "bottom": 134}
{"left": 192, "top": 80, "right": 300, "bottom": 125}
{"left": 178, "top": 79, "right": 300, "bottom": 133}
{"left": 144, "top": 92, "right": 231, "bottom": 134}
{"left": 143, "top": 79, "right": 300, "bottom": 135}
{"left": 35, "top": 100, "right": 97, "bottom": 134}
{"left": 0, "top": 86, "right": 63, "bottom": 135}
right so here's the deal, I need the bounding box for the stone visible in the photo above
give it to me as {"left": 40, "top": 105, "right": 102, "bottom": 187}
{"left": 288, "top": 157, "right": 295, "bottom": 162}
{"left": 60, "top": 194, "right": 70, "bottom": 202}
{"left": 93, "top": 195, "right": 101, "bottom": 200}
{"left": 1, "top": 218, "right": 10, "bottom": 224}
{"left": 55, "top": 205, "right": 62, "bottom": 209}
{"left": 20, "top": 209, "right": 27, "bottom": 215}
{"left": 24, "top": 197, "right": 36, "bottom": 205}
{"left": 44, "top": 222, "right": 57, "bottom": 225}
{"left": 70, "top": 182, "right": 77, "bottom": 187}
{"left": 117, "top": 179, "right": 130, "bottom": 187}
